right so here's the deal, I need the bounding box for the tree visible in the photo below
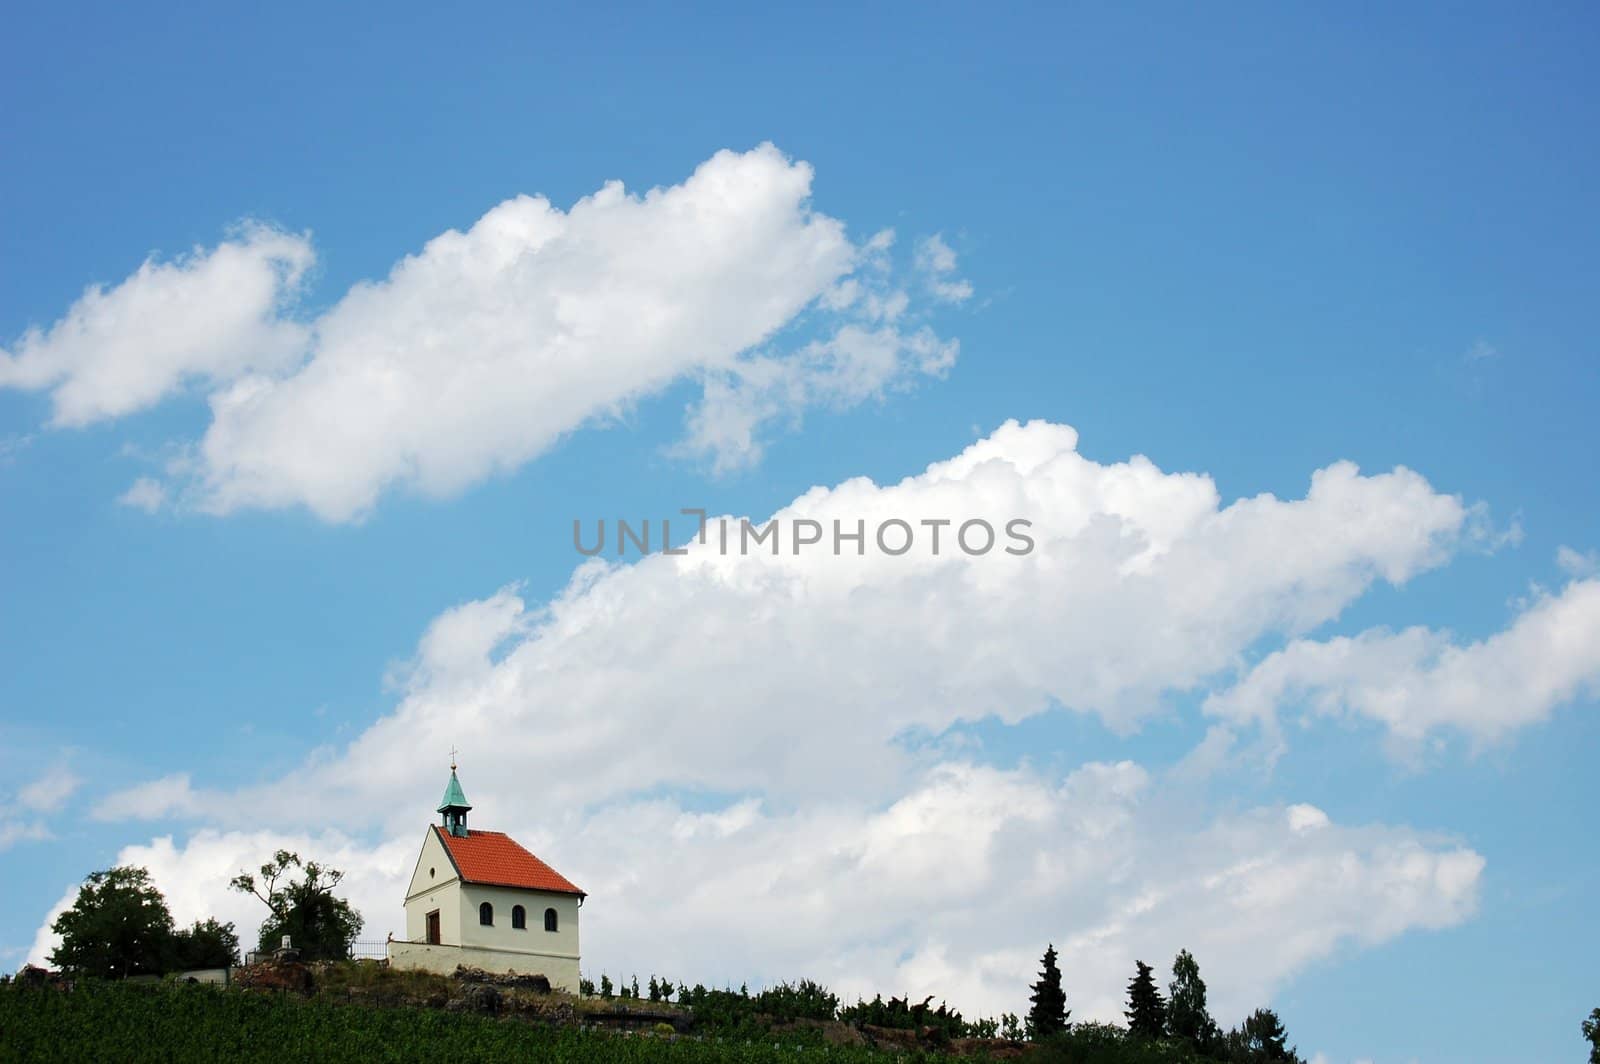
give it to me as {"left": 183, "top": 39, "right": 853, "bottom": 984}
{"left": 1167, "top": 948, "right": 1217, "bottom": 1049}
{"left": 173, "top": 918, "right": 241, "bottom": 969}
{"left": 49, "top": 866, "right": 175, "bottom": 978}
{"left": 1225, "top": 1007, "right": 1299, "bottom": 1062}
{"left": 1124, "top": 960, "right": 1166, "bottom": 1039}
{"left": 1583, "top": 1007, "right": 1600, "bottom": 1064}
{"left": 230, "top": 850, "right": 362, "bottom": 961}
{"left": 1026, "top": 943, "right": 1069, "bottom": 1039}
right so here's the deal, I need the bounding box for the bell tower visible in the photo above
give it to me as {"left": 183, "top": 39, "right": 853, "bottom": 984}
{"left": 437, "top": 752, "right": 472, "bottom": 837}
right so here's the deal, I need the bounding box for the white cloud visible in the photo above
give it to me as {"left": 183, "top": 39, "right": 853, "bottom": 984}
{"left": 91, "top": 774, "right": 199, "bottom": 821}
{"left": 57, "top": 421, "right": 1500, "bottom": 1011}
{"left": 0, "top": 225, "right": 313, "bottom": 427}
{"left": 915, "top": 234, "right": 973, "bottom": 303}
{"left": 94, "top": 420, "right": 1474, "bottom": 831}
{"left": 3, "top": 145, "right": 963, "bottom": 520}
{"left": 17, "top": 765, "right": 82, "bottom": 813}
{"left": 0, "top": 821, "right": 51, "bottom": 853}
{"left": 1286, "top": 803, "right": 1330, "bottom": 833}
{"left": 116, "top": 477, "right": 166, "bottom": 513}
{"left": 1205, "top": 575, "right": 1600, "bottom": 750}
{"left": 1557, "top": 545, "right": 1598, "bottom": 578}
{"left": 27, "top": 829, "right": 415, "bottom": 970}
{"left": 678, "top": 323, "right": 958, "bottom": 472}
{"left": 0, "top": 765, "right": 80, "bottom": 855}
{"left": 38, "top": 762, "right": 1481, "bottom": 1024}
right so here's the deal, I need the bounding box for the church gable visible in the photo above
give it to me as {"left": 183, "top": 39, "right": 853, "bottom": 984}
{"left": 405, "top": 823, "right": 460, "bottom": 902}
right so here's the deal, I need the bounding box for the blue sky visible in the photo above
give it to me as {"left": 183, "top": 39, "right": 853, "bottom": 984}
{"left": 2, "top": 4, "right": 1597, "bottom": 1061}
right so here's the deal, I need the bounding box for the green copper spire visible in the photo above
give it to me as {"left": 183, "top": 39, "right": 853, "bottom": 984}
{"left": 437, "top": 770, "right": 470, "bottom": 814}
{"left": 437, "top": 757, "right": 472, "bottom": 836}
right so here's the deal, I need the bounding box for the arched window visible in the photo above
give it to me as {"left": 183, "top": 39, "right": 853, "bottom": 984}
{"left": 544, "top": 907, "right": 558, "bottom": 932}
{"left": 479, "top": 902, "right": 494, "bottom": 926}
{"left": 511, "top": 905, "right": 526, "bottom": 930}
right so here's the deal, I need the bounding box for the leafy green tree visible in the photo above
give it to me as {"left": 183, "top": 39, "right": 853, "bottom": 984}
{"left": 230, "top": 850, "right": 362, "bottom": 961}
{"left": 1583, "top": 1007, "right": 1600, "bottom": 1064}
{"left": 1124, "top": 960, "right": 1166, "bottom": 1039}
{"left": 1167, "top": 948, "right": 1218, "bottom": 1050}
{"left": 172, "top": 918, "right": 240, "bottom": 969}
{"left": 1026, "top": 943, "right": 1069, "bottom": 1039}
{"left": 599, "top": 973, "right": 614, "bottom": 999}
{"left": 49, "top": 866, "right": 175, "bottom": 978}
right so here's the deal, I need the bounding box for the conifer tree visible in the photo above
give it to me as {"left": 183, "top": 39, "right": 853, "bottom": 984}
{"left": 1026, "top": 943, "right": 1069, "bottom": 1039}
{"left": 1125, "top": 959, "right": 1166, "bottom": 1039}
{"left": 1583, "top": 1007, "right": 1600, "bottom": 1064}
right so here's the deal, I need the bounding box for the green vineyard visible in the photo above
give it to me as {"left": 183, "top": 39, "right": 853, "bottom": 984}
{"left": 0, "top": 981, "right": 909, "bottom": 1064}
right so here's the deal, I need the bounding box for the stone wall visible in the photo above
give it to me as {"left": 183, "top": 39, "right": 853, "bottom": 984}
{"left": 387, "top": 940, "right": 580, "bottom": 991}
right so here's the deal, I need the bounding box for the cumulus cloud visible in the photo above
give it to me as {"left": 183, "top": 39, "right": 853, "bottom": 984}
{"left": 35, "top": 762, "right": 1481, "bottom": 1024}
{"left": 93, "top": 419, "right": 1474, "bottom": 831}
{"left": 28, "top": 829, "right": 416, "bottom": 971}
{"left": 2, "top": 145, "right": 963, "bottom": 519}
{"left": 659, "top": 226, "right": 959, "bottom": 473}
{"left": 1204, "top": 575, "right": 1600, "bottom": 750}
{"left": 567, "top": 764, "right": 1481, "bottom": 1024}
{"left": 678, "top": 322, "right": 958, "bottom": 472}
{"left": 0, "top": 225, "right": 313, "bottom": 427}
{"left": 55, "top": 420, "right": 1506, "bottom": 1011}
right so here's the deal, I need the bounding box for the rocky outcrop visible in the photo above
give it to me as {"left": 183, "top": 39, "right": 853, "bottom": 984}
{"left": 453, "top": 965, "right": 551, "bottom": 993}
{"left": 447, "top": 983, "right": 503, "bottom": 1015}
{"left": 233, "top": 960, "right": 313, "bottom": 994}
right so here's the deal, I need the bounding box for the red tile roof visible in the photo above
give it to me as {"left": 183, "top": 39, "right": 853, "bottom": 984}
{"left": 434, "top": 826, "right": 585, "bottom": 896}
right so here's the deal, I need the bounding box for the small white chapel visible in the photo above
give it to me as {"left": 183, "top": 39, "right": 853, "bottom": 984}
{"left": 387, "top": 762, "right": 585, "bottom": 989}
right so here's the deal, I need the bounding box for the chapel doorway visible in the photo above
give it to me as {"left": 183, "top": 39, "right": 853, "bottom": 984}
{"left": 426, "top": 910, "right": 441, "bottom": 945}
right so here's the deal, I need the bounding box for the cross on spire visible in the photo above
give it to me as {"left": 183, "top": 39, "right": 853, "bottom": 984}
{"left": 449, "top": 746, "right": 459, "bottom": 771}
